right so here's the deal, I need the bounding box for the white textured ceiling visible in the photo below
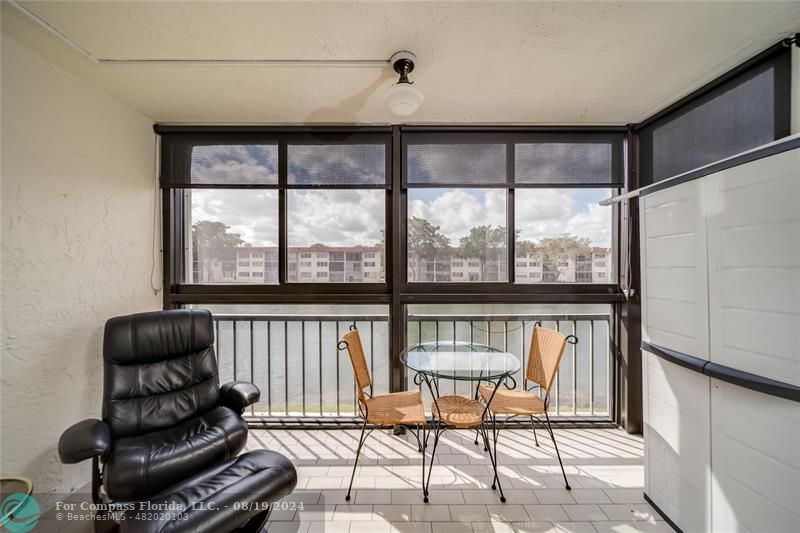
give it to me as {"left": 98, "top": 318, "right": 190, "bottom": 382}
{"left": 3, "top": 1, "right": 800, "bottom": 124}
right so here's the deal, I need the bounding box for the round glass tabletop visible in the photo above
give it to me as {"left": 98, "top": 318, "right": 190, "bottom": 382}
{"left": 400, "top": 341, "right": 521, "bottom": 381}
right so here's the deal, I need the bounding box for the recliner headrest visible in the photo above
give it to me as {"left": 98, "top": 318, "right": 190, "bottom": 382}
{"left": 104, "top": 309, "right": 214, "bottom": 365}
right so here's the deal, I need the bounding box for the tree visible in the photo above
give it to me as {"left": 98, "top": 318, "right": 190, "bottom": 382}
{"left": 537, "top": 233, "right": 591, "bottom": 282}
{"left": 407, "top": 217, "right": 451, "bottom": 281}
{"left": 192, "top": 220, "right": 245, "bottom": 282}
{"left": 457, "top": 225, "right": 506, "bottom": 281}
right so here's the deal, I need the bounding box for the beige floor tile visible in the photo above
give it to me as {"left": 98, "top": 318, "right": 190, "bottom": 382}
{"left": 534, "top": 490, "right": 576, "bottom": 505}
{"left": 562, "top": 505, "right": 609, "bottom": 522}
{"left": 430, "top": 523, "right": 474, "bottom": 533}
{"left": 350, "top": 521, "right": 392, "bottom": 533}
{"left": 597, "top": 505, "right": 660, "bottom": 523}
{"left": 591, "top": 522, "right": 673, "bottom": 533}
{"left": 511, "top": 522, "right": 558, "bottom": 533}
{"left": 267, "top": 522, "right": 311, "bottom": 533}
{"left": 486, "top": 504, "right": 531, "bottom": 522}
{"left": 374, "top": 504, "right": 413, "bottom": 523}
{"left": 552, "top": 522, "right": 598, "bottom": 533}
{"left": 306, "top": 522, "right": 350, "bottom": 533}
{"left": 391, "top": 522, "right": 434, "bottom": 533}
{"left": 568, "top": 490, "right": 612, "bottom": 505}
{"left": 412, "top": 504, "right": 452, "bottom": 522}
{"left": 448, "top": 504, "right": 491, "bottom": 522}
{"left": 601, "top": 490, "right": 645, "bottom": 504}
{"left": 472, "top": 521, "right": 516, "bottom": 533}
{"left": 524, "top": 505, "right": 570, "bottom": 522}
{"left": 296, "top": 504, "right": 336, "bottom": 522}
{"left": 355, "top": 490, "right": 393, "bottom": 504}
{"left": 332, "top": 504, "right": 373, "bottom": 521}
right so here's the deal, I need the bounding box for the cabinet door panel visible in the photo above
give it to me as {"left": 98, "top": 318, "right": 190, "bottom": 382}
{"left": 641, "top": 180, "right": 709, "bottom": 359}
{"left": 705, "top": 148, "right": 800, "bottom": 386}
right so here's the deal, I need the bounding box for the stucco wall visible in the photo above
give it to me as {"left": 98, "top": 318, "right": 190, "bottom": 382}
{"left": 793, "top": 46, "right": 800, "bottom": 134}
{"left": 1, "top": 35, "right": 160, "bottom": 508}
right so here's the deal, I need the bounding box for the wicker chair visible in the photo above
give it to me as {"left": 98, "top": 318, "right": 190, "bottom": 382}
{"left": 338, "top": 326, "right": 426, "bottom": 502}
{"left": 478, "top": 323, "right": 577, "bottom": 490}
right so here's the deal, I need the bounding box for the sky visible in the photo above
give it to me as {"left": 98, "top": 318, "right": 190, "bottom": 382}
{"left": 189, "top": 143, "right": 613, "bottom": 249}
{"left": 191, "top": 187, "right": 611, "bottom": 249}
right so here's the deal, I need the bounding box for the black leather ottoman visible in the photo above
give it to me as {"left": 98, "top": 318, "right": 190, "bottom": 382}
{"left": 120, "top": 450, "right": 297, "bottom": 533}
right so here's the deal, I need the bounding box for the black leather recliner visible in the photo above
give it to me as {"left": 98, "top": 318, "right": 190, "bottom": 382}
{"left": 58, "top": 309, "right": 297, "bottom": 532}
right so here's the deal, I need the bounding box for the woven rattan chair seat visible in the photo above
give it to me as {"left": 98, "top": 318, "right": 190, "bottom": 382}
{"left": 364, "top": 390, "right": 426, "bottom": 426}
{"left": 432, "top": 395, "right": 486, "bottom": 428}
{"left": 479, "top": 385, "right": 546, "bottom": 415}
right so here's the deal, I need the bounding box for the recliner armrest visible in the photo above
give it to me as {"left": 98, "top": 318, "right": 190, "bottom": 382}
{"left": 220, "top": 381, "right": 260, "bottom": 413}
{"left": 58, "top": 419, "right": 111, "bottom": 464}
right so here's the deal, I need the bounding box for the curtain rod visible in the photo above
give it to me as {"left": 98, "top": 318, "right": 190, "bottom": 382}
{"left": 8, "top": 0, "right": 389, "bottom": 66}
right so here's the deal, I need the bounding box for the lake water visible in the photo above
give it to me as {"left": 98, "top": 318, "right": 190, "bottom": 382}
{"left": 194, "top": 303, "right": 611, "bottom": 417}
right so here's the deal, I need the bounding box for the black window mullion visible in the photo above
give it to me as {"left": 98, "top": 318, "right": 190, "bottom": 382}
{"left": 507, "top": 141, "right": 515, "bottom": 285}
{"left": 278, "top": 141, "right": 288, "bottom": 285}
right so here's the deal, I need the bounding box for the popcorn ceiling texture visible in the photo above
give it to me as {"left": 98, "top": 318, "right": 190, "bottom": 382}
{"left": 1, "top": 35, "right": 160, "bottom": 510}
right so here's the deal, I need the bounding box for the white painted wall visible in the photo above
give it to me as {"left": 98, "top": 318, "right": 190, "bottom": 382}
{"left": 1, "top": 35, "right": 160, "bottom": 508}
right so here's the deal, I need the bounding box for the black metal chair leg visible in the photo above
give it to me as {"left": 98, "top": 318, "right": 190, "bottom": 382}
{"left": 474, "top": 428, "right": 480, "bottom": 446}
{"left": 489, "top": 416, "right": 506, "bottom": 503}
{"left": 544, "top": 410, "right": 570, "bottom": 491}
{"left": 346, "top": 421, "right": 369, "bottom": 501}
{"left": 423, "top": 421, "right": 442, "bottom": 503}
{"left": 530, "top": 415, "right": 539, "bottom": 447}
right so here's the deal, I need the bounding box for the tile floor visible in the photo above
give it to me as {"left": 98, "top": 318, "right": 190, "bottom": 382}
{"left": 38, "top": 427, "right": 666, "bottom": 533}
{"left": 245, "top": 427, "right": 670, "bottom": 533}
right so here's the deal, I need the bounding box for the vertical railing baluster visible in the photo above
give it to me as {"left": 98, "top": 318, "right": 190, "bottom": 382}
{"left": 453, "top": 320, "right": 457, "bottom": 395}
{"left": 607, "top": 316, "right": 612, "bottom": 414}
{"left": 250, "top": 321, "right": 254, "bottom": 417}
{"left": 353, "top": 322, "right": 357, "bottom": 415}
{"left": 267, "top": 321, "right": 271, "bottom": 416}
{"left": 572, "top": 319, "right": 577, "bottom": 416}
{"left": 301, "top": 321, "right": 306, "bottom": 416}
{"left": 469, "top": 320, "right": 474, "bottom": 383}
{"left": 233, "top": 321, "right": 238, "bottom": 381}
{"left": 318, "top": 321, "right": 323, "bottom": 415}
{"left": 284, "top": 321, "right": 288, "bottom": 416}
{"left": 336, "top": 321, "right": 341, "bottom": 416}
{"left": 589, "top": 320, "right": 595, "bottom": 416}
{"left": 555, "top": 320, "right": 560, "bottom": 414}
{"left": 522, "top": 321, "right": 527, "bottom": 391}
{"left": 370, "top": 321, "right": 375, "bottom": 392}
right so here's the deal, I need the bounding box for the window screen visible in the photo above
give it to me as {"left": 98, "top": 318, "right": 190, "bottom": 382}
{"left": 288, "top": 144, "right": 386, "bottom": 185}
{"left": 406, "top": 142, "right": 507, "bottom": 185}
{"left": 403, "top": 131, "right": 623, "bottom": 187}
{"left": 159, "top": 130, "right": 390, "bottom": 188}
{"left": 190, "top": 144, "right": 279, "bottom": 185}
{"left": 638, "top": 45, "right": 791, "bottom": 186}
{"left": 515, "top": 142, "right": 618, "bottom": 185}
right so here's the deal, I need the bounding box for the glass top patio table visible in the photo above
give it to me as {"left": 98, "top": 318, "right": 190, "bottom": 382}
{"left": 400, "top": 341, "right": 521, "bottom": 382}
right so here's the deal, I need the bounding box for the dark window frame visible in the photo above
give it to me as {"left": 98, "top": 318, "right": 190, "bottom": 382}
{"left": 400, "top": 126, "right": 624, "bottom": 291}
{"left": 159, "top": 125, "right": 627, "bottom": 408}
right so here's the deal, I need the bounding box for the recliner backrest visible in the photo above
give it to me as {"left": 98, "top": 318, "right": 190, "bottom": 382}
{"left": 102, "top": 309, "right": 220, "bottom": 438}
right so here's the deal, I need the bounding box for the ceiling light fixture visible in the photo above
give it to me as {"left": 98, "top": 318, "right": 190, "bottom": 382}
{"left": 385, "top": 51, "right": 424, "bottom": 117}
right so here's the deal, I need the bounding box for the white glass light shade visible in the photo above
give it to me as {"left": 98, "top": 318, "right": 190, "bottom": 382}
{"left": 385, "top": 82, "right": 424, "bottom": 117}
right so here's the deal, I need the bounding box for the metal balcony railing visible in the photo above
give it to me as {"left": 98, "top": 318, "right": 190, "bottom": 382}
{"left": 211, "top": 313, "right": 611, "bottom": 421}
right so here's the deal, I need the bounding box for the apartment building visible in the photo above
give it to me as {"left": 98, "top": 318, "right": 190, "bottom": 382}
{"left": 515, "top": 247, "right": 611, "bottom": 283}
{"left": 195, "top": 245, "right": 610, "bottom": 283}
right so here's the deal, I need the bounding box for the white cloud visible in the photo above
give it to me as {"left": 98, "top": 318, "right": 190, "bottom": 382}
{"left": 516, "top": 189, "right": 611, "bottom": 247}
{"left": 191, "top": 189, "right": 385, "bottom": 248}
{"left": 408, "top": 189, "right": 506, "bottom": 242}
{"left": 287, "top": 190, "right": 384, "bottom": 247}
{"left": 191, "top": 189, "right": 279, "bottom": 246}
{"left": 191, "top": 145, "right": 278, "bottom": 184}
